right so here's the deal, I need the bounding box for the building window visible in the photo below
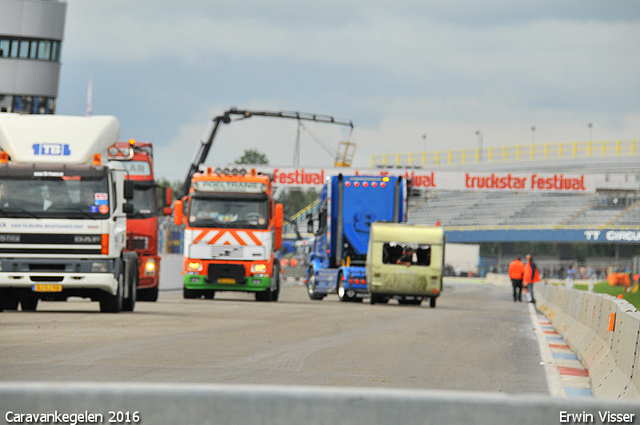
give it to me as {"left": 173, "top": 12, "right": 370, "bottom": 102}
{"left": 1, "top": 95, "right": 56, "bottom": 114}
{"left": 0, "top": 39, "right": 9, "bottom": 57}
{"left": 19, "top": 40, "right": 30, "bottom": 58}
{"left": 51, "top": 40, "right": 60, "bottom": 61}
{"left": 10, "top": 40, "right": 19, "bottom": 57}
{"left": 30, "top": 40, "right": 38, "bottom": 59}
{"left": 37, "top": 40, "right": 51, "bottom": 60}
{"left": 0, "top": 36, "right": 61, "bottom": 62}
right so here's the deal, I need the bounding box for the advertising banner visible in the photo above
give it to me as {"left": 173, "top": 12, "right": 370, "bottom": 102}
{"left": 446, "top": 228, "right": 640, "bottom": 244}
{"left": 202, "top": 165, "right": 628, "bottom": 193}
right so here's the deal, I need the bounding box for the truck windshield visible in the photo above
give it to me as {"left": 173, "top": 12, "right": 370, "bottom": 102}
{"left": 0, "top": 166, "right": 111, "bottom": 219}
{"left": 129, "top": 182, "right": 158, "bottom": 218}
{"left": 188, "top": 195, "right": 268, "bottom": 229}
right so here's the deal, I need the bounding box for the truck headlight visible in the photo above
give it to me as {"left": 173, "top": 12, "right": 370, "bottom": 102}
{"left": 91, "top": 262, "right": 108, "bottom": 273}
{"left": 144, "top": 258, "right": 157, "bottom": 276}
{"left": 187, "top": 261, "right": 203, "bottom": 272}
{"left": 251, "top": 264, "right": 267, "bottom": 274}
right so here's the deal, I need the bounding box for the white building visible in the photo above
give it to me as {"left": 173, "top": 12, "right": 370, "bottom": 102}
{"left": 0, "top": 0, "right": 67, "bottom": 114}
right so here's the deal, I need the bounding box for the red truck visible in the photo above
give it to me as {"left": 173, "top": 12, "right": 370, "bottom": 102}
{"left": 108, "top": 140, "right": 172, "bottom": 301}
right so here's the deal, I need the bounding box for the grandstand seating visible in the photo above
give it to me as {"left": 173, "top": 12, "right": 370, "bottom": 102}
{"left": 408, "top": 191, "right": 640, "bottom": 228}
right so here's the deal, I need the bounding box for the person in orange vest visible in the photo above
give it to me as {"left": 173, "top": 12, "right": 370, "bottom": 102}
{"left": 508, "top": 256, "right": 525, "bottom": 302}
{"left": 523, "top": 254, "right": 540, "bottom": 303}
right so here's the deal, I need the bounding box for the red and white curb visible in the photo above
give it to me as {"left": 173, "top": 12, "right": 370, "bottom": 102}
{"left": 529, "top": 304, "right": 593, "bottom": 397}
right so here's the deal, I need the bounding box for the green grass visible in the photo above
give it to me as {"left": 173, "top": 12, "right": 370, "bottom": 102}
{"left": 571, "top": 281, "right": 640, "bottom": 311}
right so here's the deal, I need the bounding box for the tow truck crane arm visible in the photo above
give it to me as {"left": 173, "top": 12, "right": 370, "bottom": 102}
{"left": 178, "top": 107, "right": 354, "bottom": 199}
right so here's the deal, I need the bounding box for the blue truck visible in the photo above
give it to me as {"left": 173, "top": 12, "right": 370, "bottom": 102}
{"left": 305, "top": 174, "right": 406, "bottom": 301}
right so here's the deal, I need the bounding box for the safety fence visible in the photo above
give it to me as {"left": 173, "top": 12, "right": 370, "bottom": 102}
{"left": 1, "top": 382, "right": 639, "bottom": 425}
{"left": 371, "top": 139, "right": 639, "bottom": 169}
{"left": 534, "top": 283, "right": 640, "bottom": 400}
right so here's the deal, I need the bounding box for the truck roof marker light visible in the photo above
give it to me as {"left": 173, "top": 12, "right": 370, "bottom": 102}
{"left": 129, "top": 138, "right": 136, "bottom": 146}
{"left": 207, "top": 167, "right": 213, "bottom": 175}
{"left": 371, "top": 182, "right": 377, "bottom": 188}
{"left": 380, "top": 182, "right": 386, "bottom": 188}
{"left": 345, "top": 181, "right": 351, "bottom": 187}
{"left": 239, "top": 168, "right": 246, "bottom": 176}
{"left": 363, "top": 182, "right": 369, "bottom": 187}
{"left": 93, "top": 153, "right": 102, "bottom": 166}
{"left": 215, "top": 167, "right": 223, "bottom": 175}
{"left": 251, "top": 168, "right": 256, "bottom": 176}
{"left": 0, "top": 151, "right": 8, "bottom": 164}
{"left": 353, "top": 182, "right": 360, "bottom": 187}
{"left": 101, "top": 234, "right": 109, "bottom": 255}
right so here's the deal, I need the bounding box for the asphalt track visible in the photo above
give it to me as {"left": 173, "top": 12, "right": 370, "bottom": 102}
{"left": 0, "top": 274, "right": 553, "bottom": 395}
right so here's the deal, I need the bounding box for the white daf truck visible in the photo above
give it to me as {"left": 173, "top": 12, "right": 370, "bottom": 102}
{"left": 0, "top": 114, "right": 138, "bottom": 313}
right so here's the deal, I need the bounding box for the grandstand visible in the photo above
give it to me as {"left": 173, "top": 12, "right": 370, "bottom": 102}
{"left": 255, "top": 139, "right": 640, "bottom": 276}
{"left": 374, "top": 139, "right": 640, "bottom": 275}
{"left": 408, "top": 191, "right": 639, "bottom": 228}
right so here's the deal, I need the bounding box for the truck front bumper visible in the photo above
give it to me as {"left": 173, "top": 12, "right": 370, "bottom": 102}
{"left": 0, "top": 272, "right": 119, "bottom": 296}
{"left": 183, "top": 274, "right": 271, "bottom": 292}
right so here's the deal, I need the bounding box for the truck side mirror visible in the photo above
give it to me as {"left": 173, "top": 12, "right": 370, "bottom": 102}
{"left": 274, "top": 203, "right": 283, "bottom": 250}
{"left": 124, "top": 180, "right": 135, "bottom": 200}
{"left": 164, "top": 187, "right": 173, "bottom": 207}
{"left": 174, "top": 200, "right": 184, "bottom": 226}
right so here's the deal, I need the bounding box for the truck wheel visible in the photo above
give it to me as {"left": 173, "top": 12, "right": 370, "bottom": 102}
{"left": 306, "top": 267, "right": 324, "bottom": 300}
{"left": 138, "top": 286, "right": 159, "bottom": 302}
{"left": 270, "top": 262, "right": 280, "bottom": 302}
{"left": 100, "top": 272, "right": 124, "bottom": 313}
{"left": 183, "top": 288, "right": 199, "bottom": 299}
{"left": 430, "top": 297, "right": 437, "bottom": 308}
{"left": 20, "top": 294, "right": 39, "bottom": 311}
{"left": 1, "top": 290, "right": 19, "bottom": 310}
{"left": 255, "top": 289, "right": 271, "bottom": 302}
{"left": 337, "top": 272, "right": 347, "bottom": 302}
{"left": 122, "top": 259, "right": 137, "bottom": 312}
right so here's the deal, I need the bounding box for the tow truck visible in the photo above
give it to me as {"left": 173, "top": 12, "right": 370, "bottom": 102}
{"left": 174, "top": 166, "right": 284, "bottom": 301}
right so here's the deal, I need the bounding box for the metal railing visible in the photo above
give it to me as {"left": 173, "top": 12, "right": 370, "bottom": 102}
{"left": 371, "top": 139, "right": 638, "bottom": 168}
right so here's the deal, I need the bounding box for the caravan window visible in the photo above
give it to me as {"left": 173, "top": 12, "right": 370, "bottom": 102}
{"left": 382, "top": 242, "right": 431, "bottom": 266}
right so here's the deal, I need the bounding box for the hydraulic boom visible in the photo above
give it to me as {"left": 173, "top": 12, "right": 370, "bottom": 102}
{"left": 178, "top": 107, "right": 353, "bottom": 198}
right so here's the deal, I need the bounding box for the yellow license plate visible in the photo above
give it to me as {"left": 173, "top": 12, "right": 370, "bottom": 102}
{"left": 33, "top": 284, "right": 63, "bottom": 292}
{"left": 217, "top": 278, "right": 236, "bottom": 284}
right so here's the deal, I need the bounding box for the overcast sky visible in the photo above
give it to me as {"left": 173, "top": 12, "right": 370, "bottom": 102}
{"left": 56, "top": 1, "right": 640, "bottom": 181}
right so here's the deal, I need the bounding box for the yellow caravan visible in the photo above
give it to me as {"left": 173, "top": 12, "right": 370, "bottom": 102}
{"left": 366, "top": 222, "right": 444, "bottom": 307}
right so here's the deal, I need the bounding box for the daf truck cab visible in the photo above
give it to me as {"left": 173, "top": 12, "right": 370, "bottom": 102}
{"left": 0, "top": 114, "right": 138, "bottom": 313}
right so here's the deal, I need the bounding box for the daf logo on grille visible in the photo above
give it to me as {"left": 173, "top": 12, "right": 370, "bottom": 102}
{"left": 0, "top": 234, "right": 20, "bottom": 243}
{"left": 74, "top": 235, "right": 101, "bottom": 244}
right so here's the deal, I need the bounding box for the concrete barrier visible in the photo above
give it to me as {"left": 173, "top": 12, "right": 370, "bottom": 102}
{"left": 536, "top": 282, "right": 640, "bottom": 400}
{"left": 484, "top": 273, "right": 511, "bottom": 287}
{"left": 1, "top": 382, "right": 639, "bottom": 425}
